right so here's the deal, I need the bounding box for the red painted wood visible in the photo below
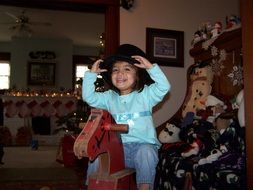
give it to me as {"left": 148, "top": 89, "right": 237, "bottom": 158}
{"left": 74, "top": 109, "right": 138, "bottom": 190}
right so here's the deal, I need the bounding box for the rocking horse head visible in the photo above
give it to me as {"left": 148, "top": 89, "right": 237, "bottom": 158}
{"left": 74, "top": 109, "right": 128, "bottom": 174}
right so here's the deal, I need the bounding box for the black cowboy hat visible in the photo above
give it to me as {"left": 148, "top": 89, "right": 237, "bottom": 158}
{"left": 100, "top": 44, "right": 154, "bottom": 86}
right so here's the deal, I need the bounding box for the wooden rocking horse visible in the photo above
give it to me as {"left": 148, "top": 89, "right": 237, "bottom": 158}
{"left": 73, "top": 109, "right": 138, "bottom": 190}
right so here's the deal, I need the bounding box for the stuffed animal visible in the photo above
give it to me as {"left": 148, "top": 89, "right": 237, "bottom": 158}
{"left": 198, "top": 113, "right": 235, "bottom": 165}
{"left": 211, "top": 21, "right": 222, "bottom": 38}
{"left": 121, "top": 0, "right": 134, "bottom": 10}
{"left": 190, "top": 64, "right": 213, "bottom": 83}
{"left": 214, "top": 114, "right": 233, "bottom": 135}
{"left": 191, "top": 30, "right": 202, "bottom": 45}
{"left": 199, "top": 95, "right": 226, "bottom": 123}
{"left": 158, "top": 121, "right": 192, "bottom": 156}
{"left": 205, "top": 95, "right": 225, "bottom": 108}
{"left": 182, "top": 77, "right": 212, "bottom": 118}
{"left": 226, "top": 15, "right": 241, "bottom": 29}
{"left": 191, "top": 21, "right": 213, "bottom": 45}
{"left": 236, "top": 89, "right": 245, "bottom": 127}
{"left": 182, "top": 63, "right": 214, "bottom": 118}
{"left": 179, "top": 120, "right": 214, "bottom": 158}
{"left": 181, "top": 139, "right": 202, "bottom": 157}
{"left": 158, "top": 123, "right": 181, "bottom": 144}
{"left": 199, "top": 21, "right": 213, "bottom": 40}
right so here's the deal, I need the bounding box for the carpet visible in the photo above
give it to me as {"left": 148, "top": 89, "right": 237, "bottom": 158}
{"left": 0, "top": 146, "right": 88, "bottom": 190}
{"left": 1, "top": 146, "right": 62, "bottom": 168}
{"left": 0, "top": 167, "right": 86, "bottom": 190}
{"left": 0, "top": 168, "right": 78, "bottom": 181}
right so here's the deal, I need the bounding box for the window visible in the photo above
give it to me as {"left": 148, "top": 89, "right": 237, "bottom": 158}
{"left": 75, "top": 64, "right": 89, "bottom": 83}
{"left": 74, "top": 64, "right": 89, "bottom": 97}
{"left": 73, "top": 55, "right": 98, "bottom": 96}
{"left": 0, "top": 62, "right": 10, "bottom": 89}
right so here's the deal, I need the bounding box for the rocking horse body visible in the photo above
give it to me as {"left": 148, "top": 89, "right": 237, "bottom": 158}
{"left": 74, "top": 109, "right": 137, "bottom": 190}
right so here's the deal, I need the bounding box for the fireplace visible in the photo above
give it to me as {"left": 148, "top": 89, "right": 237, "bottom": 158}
{"left": 1, "top": 95, "right": 77, "bottom": 145}
{"left": 32, "top": 116, "right": 51, "bottom": 135}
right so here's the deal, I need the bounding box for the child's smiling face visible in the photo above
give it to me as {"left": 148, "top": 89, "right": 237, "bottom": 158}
{"left": 111, "top": 61, "right": 138, "bottom": 95}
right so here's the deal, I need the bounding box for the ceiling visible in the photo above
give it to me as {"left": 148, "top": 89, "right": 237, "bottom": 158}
{"left": 0, "top": 5, "right": 105, "bottom": 47}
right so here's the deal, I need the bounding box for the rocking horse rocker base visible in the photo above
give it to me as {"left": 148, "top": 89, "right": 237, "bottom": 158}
{"left": 74, "top": 109, "right": 138, "bottom": 190}
{"left": 88, "top": 167, "right": 136, "bottom": 190}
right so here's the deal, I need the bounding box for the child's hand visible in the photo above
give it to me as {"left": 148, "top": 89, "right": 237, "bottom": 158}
{"left": 132, "top": 55, "right": 153, "bottom": 69}
{"left": 91, "top": 59, "right": 107, "bottom": 74}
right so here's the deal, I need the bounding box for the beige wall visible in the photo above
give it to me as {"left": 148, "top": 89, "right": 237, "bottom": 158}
{"left": 120, "top": 0, "right": 240, "bottom": 127}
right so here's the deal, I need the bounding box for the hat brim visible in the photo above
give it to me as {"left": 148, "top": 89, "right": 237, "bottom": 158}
{"left": 101, "top": 54, "right": 140, "bottom": 69}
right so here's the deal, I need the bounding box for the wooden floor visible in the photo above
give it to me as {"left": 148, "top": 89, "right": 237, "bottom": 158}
{"left": 0, "top": 146, "right": 88, "bottom": 190}
{"left": 0, "top": 179, "right": 82, "bottom": 190}
{"left": 1, "top": 146, "right": 62, "bottom": 168}
{"left": 0, "top": 164, "right": 87, "bottom": 190}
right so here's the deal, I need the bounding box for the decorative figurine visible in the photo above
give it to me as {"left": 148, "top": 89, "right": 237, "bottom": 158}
{"left": 211, "top": 21, "right": 222, "bottom": 38}
{"left": 226, "top": 15, "right": 241, "bottom": 29}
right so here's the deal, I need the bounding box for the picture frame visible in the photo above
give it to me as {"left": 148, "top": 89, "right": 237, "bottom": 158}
{"left": 146, "top": 27, "right": 184, "bottom": 67}
{"left": 27, "top": 62, "right": 56, "bottom": 85}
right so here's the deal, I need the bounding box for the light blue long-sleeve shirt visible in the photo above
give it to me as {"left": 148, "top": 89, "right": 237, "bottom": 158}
{"left": 82, "top": 64, "right": 171, "bottom": 147}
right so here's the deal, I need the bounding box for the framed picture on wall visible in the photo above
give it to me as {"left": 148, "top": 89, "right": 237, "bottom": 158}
{"left": 146, "top": 27, "right": 184, "bottom": 67}
{"left": 27, "top": 62, "right": 56, "bottom": 85}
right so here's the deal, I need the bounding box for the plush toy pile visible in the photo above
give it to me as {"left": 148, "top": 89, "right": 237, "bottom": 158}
{"left": 191, "top": 14, "right": 241, "bottom": 46}
{"left": 155, "top": 62, "right": 246, "bottom": 190}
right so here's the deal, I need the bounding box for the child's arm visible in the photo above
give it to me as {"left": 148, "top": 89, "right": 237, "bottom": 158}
{"left": 82, "top": 60, "right": 108, "bottom": 109}
{"left": 132, "top": 55, "right": 153, "bottom": 70}
{"left": 133, "top": 55, "right": 171, "bottom": 105}
{"left": 90, "top": 59, "right": 107, "bottom": 74}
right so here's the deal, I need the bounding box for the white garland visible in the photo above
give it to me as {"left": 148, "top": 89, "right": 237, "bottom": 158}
{"left": 209, "top": 45, "right": 226, "bottom": 76}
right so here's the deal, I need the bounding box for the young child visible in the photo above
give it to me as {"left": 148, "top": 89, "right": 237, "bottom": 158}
{"left": 82, "top": 44, "right": 171, "bottom": 190}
